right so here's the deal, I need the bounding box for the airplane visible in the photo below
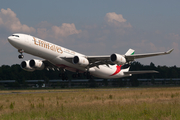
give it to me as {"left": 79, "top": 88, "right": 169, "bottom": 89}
{"left": 8, "top": 33, "right": 173, "bottom": 80}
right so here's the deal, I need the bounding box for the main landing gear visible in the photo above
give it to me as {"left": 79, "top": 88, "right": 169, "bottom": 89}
{"left": 59, "top": 73, "right": 68, "bottom": 81}
{"left": 18, "top": 49, "right": 24, "bottom": 59}
{"left": 72, "top": 71, "right": 81, "bottom": 79}
{"left": 84, "top": 71, "right": 92, "bottom": 79}
{"left": 72, "top": 71, "right": 92, "bottom": 79}
{"left": 59, "top": 69, "right": 68, "bottom": 81}
{"left": 59, "top": 70, "right": 92, "bottom": 80}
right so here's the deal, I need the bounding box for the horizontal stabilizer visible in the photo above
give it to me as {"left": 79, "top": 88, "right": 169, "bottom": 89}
{"left": 124, "top": 70, "right": 159, "bottom": 75}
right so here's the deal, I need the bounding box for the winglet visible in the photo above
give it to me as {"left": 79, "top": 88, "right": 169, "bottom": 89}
{"left": 165, "top": 48, "right": 174, "bottom": 54}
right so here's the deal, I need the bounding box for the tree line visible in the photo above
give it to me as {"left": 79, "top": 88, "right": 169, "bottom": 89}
{"left": 0, "top": 62, "right": 179, "bottom": 81}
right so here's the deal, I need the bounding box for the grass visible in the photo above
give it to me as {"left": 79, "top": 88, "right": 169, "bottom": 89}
{"left": 0, "top": 87, "right": 180, "bottom": 119}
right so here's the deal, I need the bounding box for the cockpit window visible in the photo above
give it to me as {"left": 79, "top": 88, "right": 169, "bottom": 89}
{"left": 12, "top": 35, "right": 19, "bottom": 37}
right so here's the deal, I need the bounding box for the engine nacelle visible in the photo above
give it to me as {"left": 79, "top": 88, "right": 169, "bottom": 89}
{"left": 72, "top": 56, "right": 89, "bottom": 67}
{"left": 110, "top": 53, "right": 126, "bottom": 65}
{"left": 20, "top": 60, "right": 35, "bottom": 72}
{"left": 29, "top": 59, "right": 45, "bottom": 70}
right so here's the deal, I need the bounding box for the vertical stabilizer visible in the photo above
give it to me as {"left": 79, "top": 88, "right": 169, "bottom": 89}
{"left": 125, "top": 49, "right": 135, "bottom": 55}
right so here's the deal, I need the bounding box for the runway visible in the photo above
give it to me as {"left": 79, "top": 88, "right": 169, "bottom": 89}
{"left": 0, "top": 87, "right": 143, "bottom": 95}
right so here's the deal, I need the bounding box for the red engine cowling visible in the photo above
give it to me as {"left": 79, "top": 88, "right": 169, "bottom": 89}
{"left": 29, "top": 59, "right": 45, "bottom": 70}
{"left": 20, "top": 60, "right": 35, "bottom": 72}
{"left": 72, "top": 56, "right": 89, "bottom": 67}
{"left": 110, "top": 53, "right": 126, "bottom": 65}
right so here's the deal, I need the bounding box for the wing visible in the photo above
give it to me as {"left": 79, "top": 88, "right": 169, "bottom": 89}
{"left": 62, "top": 48, "right": 173, "bottom": 68}
{"left": 124, "top": 70, "right": 159, "bottom": 75}
{"left": 125, "top": 49, "right": 174, "bottom": 62}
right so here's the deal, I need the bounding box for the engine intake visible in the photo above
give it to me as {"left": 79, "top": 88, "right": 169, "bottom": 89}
{"left": 29, "top": 59, "right": 45, "bottom": 70}
{"left": 72, "top": 56, "right": 89, "bottom": 67}
{"left": 110, "top": 53, "right": 126, "bottom": 65}
{"left": 20, "top": 60, "right": 35, "bottom": 72}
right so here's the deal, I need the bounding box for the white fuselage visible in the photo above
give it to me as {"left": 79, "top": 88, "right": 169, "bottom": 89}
{"left": 8, "top": 33, "right": 130, "bottom": 79}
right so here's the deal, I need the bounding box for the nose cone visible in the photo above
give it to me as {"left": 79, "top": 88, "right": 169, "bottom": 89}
{"left": 7, "top": 35, "right": 18, "bottom": 46}
{"left": 8, "top": 36, "right": 13, "bottom": 43}
{"left": 7, "top": 34, "right": 21, "bottom": 49}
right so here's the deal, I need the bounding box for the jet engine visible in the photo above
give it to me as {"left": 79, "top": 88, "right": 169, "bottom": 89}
{"left": 110, "top": 53, "right": 126, "bottom": 65}
{"left": 29, "top": 59, "right": 45, "bottom": 70}
{"left": 20, "top": 60, "right": 35, "bottom": 72}
{"left": 72, "top": 56, "right": 89, "bottom": 67}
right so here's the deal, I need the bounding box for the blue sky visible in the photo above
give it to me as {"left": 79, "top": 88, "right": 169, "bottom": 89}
{"left": 0, "top": 0, "right": 180, "bottom": 66}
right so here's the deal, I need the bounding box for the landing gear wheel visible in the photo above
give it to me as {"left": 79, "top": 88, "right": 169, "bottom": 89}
{"left": 60, "top": 72, "right": 68, "bottom": 81}
{"left": 87, "top": 75, "right": 92, "bottom": 79}
{"left": 72, "top": 74, "right": 77, "bottom": 78}
{"left": 72, "top": 73, "right": 81, "bottom": 79}
{"left": 62, "top": 75, "right": 68, "bottom": 81}
{"left": 77, "top": 73, "right": 81, "bottom": 78}
{"left": 18, "top": 49, "right": 24, "bottom": 59}
{"left": 18, "top": 55, "right": 24, "bottom": 59}
{"left": 84, "top": 72, "right": 92, "bottom": 79}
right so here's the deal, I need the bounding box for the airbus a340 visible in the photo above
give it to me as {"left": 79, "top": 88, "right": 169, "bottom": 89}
{"left": 8, "top": 33, "right": 173, "bottom": 80}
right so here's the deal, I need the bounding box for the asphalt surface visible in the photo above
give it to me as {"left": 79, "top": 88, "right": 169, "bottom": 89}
{"left": 0, "top": 88, "right": 144, "bottom": 95}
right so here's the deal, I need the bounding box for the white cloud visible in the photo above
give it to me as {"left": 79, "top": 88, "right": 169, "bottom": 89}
{"left": 0, "top": 8, "right": 82, "bottom": 41}
{"left": 165, "top": 33, "right": 180, "bottom": 41}
{"left": 51, "top": 23, "right": 82, "bottom": 37}
{"left": 0, "top": 8, "right": 36, "bottom": 33}
{"left": 105, "top": 12, "right": 126, "bottom": 23}
{"left": 132, "top": 40, "right": 167, "bottom": 52}
{"left": 0, "top": 8, "right": 81, "bottom": 42}
{"left": 0, "top": 8, "right": 82, "bottom": 51}
{"left": 37, "top": 23, "right": 82, "bottom": 41}
{"left": 104, "top": 12, "right": 132, "bottom": 28}
{"left": 37, "top": 28, "right": 48, "bottom": 39}
{"left": 36, "top": 21, "right": 52, "bottom": 29}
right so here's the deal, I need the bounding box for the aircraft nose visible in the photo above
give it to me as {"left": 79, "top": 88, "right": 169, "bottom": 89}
{"left": 8, "top": 36, "right": 12, "bottom": 40}
{"left": 8, "top": 36, "right": 12, "bottom": 42}
{"left": 7, "top": 36, "right": 15, "bottom": 45}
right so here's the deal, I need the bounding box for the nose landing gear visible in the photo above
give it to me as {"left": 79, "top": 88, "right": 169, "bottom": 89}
{"left": 18, "top": 49, "right": 24, "bottom": 59}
